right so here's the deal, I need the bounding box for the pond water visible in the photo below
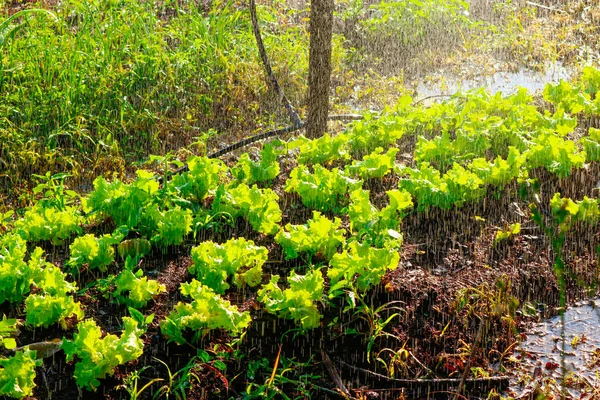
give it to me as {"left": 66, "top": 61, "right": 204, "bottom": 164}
{"left": 415, "top": 62, "right": 573, "bottom": 102}
{"left": 507, "top": 299, "right": 600, "bottom": 398}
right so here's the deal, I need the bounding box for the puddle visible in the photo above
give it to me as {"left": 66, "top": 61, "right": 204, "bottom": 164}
{"left": 507, "top": 299, "right": 600, "bottom": 398}
{"left": 415, "top": 63, "right": 573, "bottom": 102}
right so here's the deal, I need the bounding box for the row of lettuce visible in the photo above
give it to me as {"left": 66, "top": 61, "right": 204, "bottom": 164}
{"left": 2, "top": 68, "right": 600, "bottom": 397}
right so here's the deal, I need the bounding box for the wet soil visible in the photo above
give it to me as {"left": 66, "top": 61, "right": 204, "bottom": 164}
{"left": 0, "top": 151, "right": 597, "bottom": 400}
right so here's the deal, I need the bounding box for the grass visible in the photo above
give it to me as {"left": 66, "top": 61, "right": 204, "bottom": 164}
{"left": 0, "top": 0, "right": 310, "bottom": 198}
{"left": 1, "top": 0, "right": 594, "bottom": 213}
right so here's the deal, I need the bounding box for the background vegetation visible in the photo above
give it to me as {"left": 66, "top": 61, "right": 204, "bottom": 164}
{"left": 0, "top": 0, "right": 599, "bottom": 399}
{"left": 2, "top": 0, "right": 583, "bottom": 208}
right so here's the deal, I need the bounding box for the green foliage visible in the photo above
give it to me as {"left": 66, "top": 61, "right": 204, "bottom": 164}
{"left": 189, "top": 237, "right": 268, "bottom": 294}
{"left": 346, "top": 113, "right": 406, "bottom": 155}
{"left": 468, "top": 147, "right": 524, "bottom": 187}
{"left": 83, "top": 170, "right": 159, "bottom": 228}
{"left": 409, "top": 89, "right": 544, "bottom": 159}
{"left": 415, "top": 130, "right": 489, "bottom": 171}
{"left": 443, "top": 162, "right": 486, "bottom": 205}
{"left": 14, "top": 205, "right": 81, "bottom": 244}
{"left": 275, "top": 211, "right": 345, "bottom": 261}
{"left": 212, "top": 184, "right": 282, "bottom": 235}
{"left": 345, "top": 147, "right": 398, "bottom": 179}
{"left": 549, "top": 193, "right": 582, "bottom": 232}
{"left": 118, "top": 365, "right": 160, "bottom": 400}
{"left": 0, "top": 236, "right": 42, "bottom": 304}
{"left": 543, "top": 67, "right": 600, "bottom": 116}
{"left": 68, "top": 233, "right": 117, "bottom": 272}
{"left": 543, "top": 81, "right": 588, "bottom": 114}
{"left": 328, "top": 242, "right": 400, "bottom": 297}
{"left": 348, "top": 188, "right": 412, "bottom": 248}
{"left": 0, "top": 211, "right": 13, "bottom": 234}
{"left": 359, "top": 0, "right": 471, "bottom": 44}
{"left": 0, "top": 8, "right": 56, "bottom": 50}
{"left": 114, "top": 259, "right": 166, "bottom": 308}
{"left": 243, "top": 354, "right": 321, "bottom": 398}
{"left": 581, "top": 128, "right": 600, "bottom": 162}
{"left": 232, "top": 144, "right": 280, "bottom": 185}
{"left": 581, "top": 66, "right": 600, "bottom": 97}
{"left": 139, "top": 204, "right": 193, "bottom": 246}
{"left": 161, "top": 280, "right": 251, "bottom": 345}
{"left": 524, "top": 133, "right": 585, "bottom": 178}
{"left": 258, "top": 269, "right": 324, "bottom": 330}
{"left": 1, "top": 1, "right": 308, "bottom": 182}
{"left": 399, "top": 162, "right": 484, "bottom": 210}
{"left": 85, "top": 171, "right": 194, "bottom": 245}
{"left": 0, "top": 349, "right": 41, "bottom": 399}
{"left": 494, "top": 223, "right": 521, "bottom": 245}
{"left": 0, "top": 316, "right": 18, "bottom": 350}
{"left": 297, "top": 133, "right": 350, "bottom": 165}
{"left": 25, "top": 265, "right": 83, "bottom": 328}
{"left": 31, "top": 171, "right": 78, "bottom": 211}
{"left": 168, "top": 156, "right": 228, "bottom": 202}
{"left": 285, "top": 164, "right": 362, "bottom": 212}
{"left": 62, "top": 317, "right": 145, "bottom": 391}
{"left": 573, "top": 196, "right": 600, "bottom": 224}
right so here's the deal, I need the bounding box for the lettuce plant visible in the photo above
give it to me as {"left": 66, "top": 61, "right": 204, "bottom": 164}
{"left": 348, "top": 188, "right": 412, "bottom": 248}
{"left": 297, "top": 133, "right": 350, "bottom": 165}
{"left": 580, "top": 127, "right": 600, "bottom": 162}
{"left": 161, "top": 280, "right": 251, "bottom": 345}
{"left": 285, "top": 164, "right": 361, "bottom": 213}
{"left": 68, "top": 233, "right": 117, "bottom": 272}
{"left": 0, "top": 235, "right": 41, "bottom": 304}
{"left": 345, "top": 147, "right": 398, "bottom": 179}
{"left": 139, "top": 204, "right": 193, "bottom": 246}
{"left": 83, "top": 170, "right": 159, "bottom": 228}
{"left": 328, "top": 242, "right": 400, "bottom": 298}
{"left": 62, "top": 318, "right": 145, "bottom": 391}
{"left": 524, "top": 133, "right": 585, "bottom": 178}
{"left": 399, "top": 162, "right": 484, "bottom": 210}
{"left": 258, "top": 269, "right": 324, "bottom": 330}
{"left": 189, "top": 237, "right": 268, "bottom": 294}
{"left": 275, "top": 211, "right": 345, "bottom": 261}
{"left": 167, "top": 156, "right": 228, "bottom": 202}
{"left": 232, "top": 143, "right": 280, "bottom": 184}
{"left": 0, "top": 316, "right": 18, "bottom": 350}
{"left": 346, "top": 113, "right": 406, "bottom": 155}
{"left": 212, "top": 184, "right": 282, "bottom": 235}
{"left": 25, "top": 266, "right": 84, "bottom": 328}
{"left": 0, "top": 349, "right": 41, "bottom": 399}
{"left": 114, "top": 266, "right": 165, "bottom": 309}
{"left": 14, "top": 205, "right": 81, "bottom": 244}
{"left": 468, "top": 146, "right": 524, "bottom": 187}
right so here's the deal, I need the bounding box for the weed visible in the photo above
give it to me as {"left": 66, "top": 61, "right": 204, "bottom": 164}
{"left": 343, "top": 290, "right": 405, "bottom": 363}
{"left": 118, "top": 366, "right": 163, "bottom": 400}
{"left": 243, "top": 354, "right": 320, "bottom": 400}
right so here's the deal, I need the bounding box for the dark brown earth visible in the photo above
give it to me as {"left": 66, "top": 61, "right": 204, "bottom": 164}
{"left": 0, "top": 151, "right": 594, "bottom": 400}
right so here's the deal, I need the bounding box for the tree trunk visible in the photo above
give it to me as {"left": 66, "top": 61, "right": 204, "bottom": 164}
{"left": 305, "top": 0, "right": 334, "bottom": 139}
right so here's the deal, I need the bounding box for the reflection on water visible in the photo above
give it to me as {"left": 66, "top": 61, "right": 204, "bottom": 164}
{"left": 509, "top": 299, "right": 600, "bottom": 397}
{"left": 415, "top": 63, "right": 573, "bottom": 101}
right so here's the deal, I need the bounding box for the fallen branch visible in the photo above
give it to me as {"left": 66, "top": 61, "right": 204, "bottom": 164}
{"left": 321, "top": 350, "right": 352, "bottom": 398}
{"left": 413, "top": 94, "right": 452, "bottom": 106}
{"left": 525, "top": 1, "right": 567, "bottom": 14}
{"left": 409, "top": 351, "right": 435, "bottom": 377}
{"left": 334, "top": 357, "right": 509, "bottom": 393}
